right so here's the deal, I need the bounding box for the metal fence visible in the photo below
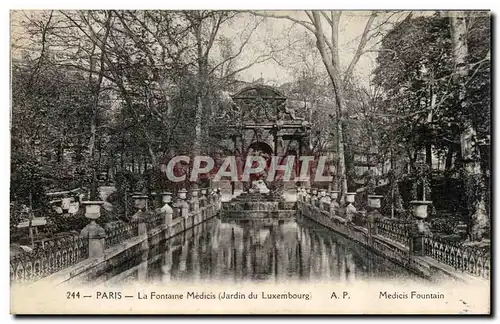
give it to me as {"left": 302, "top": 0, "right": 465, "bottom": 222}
{"left": 423, "top": 236, "right": 490, "bottom": 279}
{"left": 10, "top": 236, "right": 88, "bottom": 283}
{"left": 105, "top": 220, "right": 139, "bottom": 247}
{"left": 376, "top": 219, "right": 411, "bottom": 247}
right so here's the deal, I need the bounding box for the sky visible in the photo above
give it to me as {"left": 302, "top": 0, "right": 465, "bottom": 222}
{"left": 237, "top": 11, "right": 377, "bottom": 85}
{"left": 9, "top": 10, "right": 429, "bottom": 89}
{"left": 217, "top": 11, "right": 415, "bottom": 88}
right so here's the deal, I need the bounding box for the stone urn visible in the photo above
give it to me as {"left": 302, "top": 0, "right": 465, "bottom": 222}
{"left": 61, "top": 196, "right": 72, "bottom": 214}
{"left": 79, "top": 200, "right": 106, "bottom": 257}
{"left": 159, "top": 191, "right": 173, "bottom": 205}
{"left": 330, "top": 190, "right": 340, "bottom": 201}
{"left": 81, "top": 201, "right": 105, "bottom": 220}
{"left": 345, "top": 192, "right": 356, "bottom": 204}
{"left": 409, "top": 200, "right": 432, "bottom": 220}
{"left": 190, "top": 188, "right": 200, "bottom": 198}
{"left": 367, "top": 195, "right": 384, "bottom": 209}
{"left": 132, "top": 194, "right": 149, "bottom": 211}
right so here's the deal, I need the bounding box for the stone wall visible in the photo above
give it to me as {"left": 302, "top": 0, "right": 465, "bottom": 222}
{"left": 19, "top": 189, "right": 222, "bottom": 287}
{"left": 296, "top": 189, "right": 489, "bottom": 283}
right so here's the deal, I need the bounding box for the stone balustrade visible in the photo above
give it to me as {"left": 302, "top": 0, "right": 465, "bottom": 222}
{"left": 297, "top": 187, "right": 490, "bottom": 281}
{"left": 10, "top": 186, "right": 222, "bottom": 284}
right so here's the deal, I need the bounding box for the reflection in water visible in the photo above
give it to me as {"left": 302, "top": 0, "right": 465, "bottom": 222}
{"left": 108, "top": 216, "right": 421, "bottom": 284}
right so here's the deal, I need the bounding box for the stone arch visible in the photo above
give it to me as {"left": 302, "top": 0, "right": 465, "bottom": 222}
{"left": 247, "top": 141, "right": 273, "bottom": 156}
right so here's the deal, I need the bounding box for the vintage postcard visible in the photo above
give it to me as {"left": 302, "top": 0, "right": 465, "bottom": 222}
{"left": 9, "top": 9, "right": 491, "bottom": 315}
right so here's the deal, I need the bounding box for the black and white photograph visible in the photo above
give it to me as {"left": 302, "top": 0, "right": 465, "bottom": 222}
{"left": 8, "top": 8, "right": 491, "bottom": 314}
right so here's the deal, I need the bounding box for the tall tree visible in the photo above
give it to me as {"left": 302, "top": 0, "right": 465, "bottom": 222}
{"left": 449, "top": 11, "right": 489, "bottom": 241}
{"left": 251, "top": 10, "right": 394, "bottom": 201}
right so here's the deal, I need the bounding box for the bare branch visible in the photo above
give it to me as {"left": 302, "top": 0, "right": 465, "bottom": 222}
{"left": 343, "top": 11, "right": 378, "bottom": 84}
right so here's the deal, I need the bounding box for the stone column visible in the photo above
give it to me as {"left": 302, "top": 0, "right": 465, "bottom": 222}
{"left": 367, "top": 195, "right": 383, "bottom": 238}
{"left": 79, "top": 201, "right": 106, "bottom": 258}
{"left": 178, "top": 189, "right": 189, "bottom": 230}
{"left": 216, "top": 188, "right": 222, "bottom": 212}
{"left": 159, "top": 192, "right": 173, "bottom": 238}
{"left": 61, "top": 195, "right": 72, "bottom": 215}
{"left": 189, "top": 188, "right": 200, "bottom": 225}
{"left": 199, "top": 188, "right": 207, "bottom": 208}
{"left": 409, "top": 200, "right": 432, "bottom": 256}
{"left": 132, "top": 194, "right": 150, "bottom": 251}
{"left": 311, "top": 188, "right": 318, "bottom": 208}
{"left": 329, "top": 190, "right": 340, "bottom": 216}
{"left": 345, "top": 192, "right": 357, "bottom": 223}
{"left": 319, "top": 189, "right": 331, "bottom": 211}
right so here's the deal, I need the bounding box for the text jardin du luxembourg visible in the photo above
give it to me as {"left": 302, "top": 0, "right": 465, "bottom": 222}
{"left": 136, "top": 291, "right": 312, "bottom": 301}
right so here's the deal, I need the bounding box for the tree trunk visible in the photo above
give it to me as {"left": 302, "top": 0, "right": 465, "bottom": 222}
{"left": 444, "top": 145, "right": 455, "bottom": 171}
{"left": 193, "top": 17, "right": 206, "bottom": 157}
{"left": 450, "top": 11, "right": 489, "bottom": 241}
{"left": 311, "top": 11, "right": 348, "bottom": 201}
{"left": 86, "top": 12, "right": 112, "bottom": 200}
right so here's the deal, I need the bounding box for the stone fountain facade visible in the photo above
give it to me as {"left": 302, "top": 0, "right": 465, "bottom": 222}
{"left": 222, "top": 180, "right": 296, "bottom": 220}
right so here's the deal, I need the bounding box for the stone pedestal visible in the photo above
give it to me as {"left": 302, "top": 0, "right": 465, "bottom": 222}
{"left": 199, "top": 188, "right": 207, "bottom": 208}
{"left": 311, "top": 188, "right": 318, "bottom": 208}
{"left": 177, "top": 189, "right": 189, "bottom": 232}
{"left": 345, "top": 192, "right": 357, "bottom": 223}
{"left": 80, "top": 221, "right": 106, "bottom": 258}
{"left": 319, "top": 189, "right": 330, "bottom": 210}
{"left": 367, "top": 195, "right": 384, "bottom": 237}
{"left": 329, "top": 190, "right": 340, "bottom": 215}
{"left": 409, "top": 200, "right": 432, "bottom": 256}
{"left": 79, "top": 201, "right": 106, "bottom": 258}
{"left": 131, "top": 194, "right": 149, "bottom": 221}
{"left": 159, "top": 192, "right": 173, "bottom": 227}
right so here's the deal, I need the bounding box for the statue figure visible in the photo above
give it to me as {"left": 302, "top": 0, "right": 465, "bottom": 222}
{"left": 249, "top": 179, "right": 270, "bottom": 194}
{"left": 277, "top": 103, "right": 304, "bottom": 121}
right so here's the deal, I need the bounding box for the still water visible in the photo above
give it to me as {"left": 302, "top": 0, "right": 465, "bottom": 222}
{"left": 105, "top": 215, "right": 421, "bottom": 285}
